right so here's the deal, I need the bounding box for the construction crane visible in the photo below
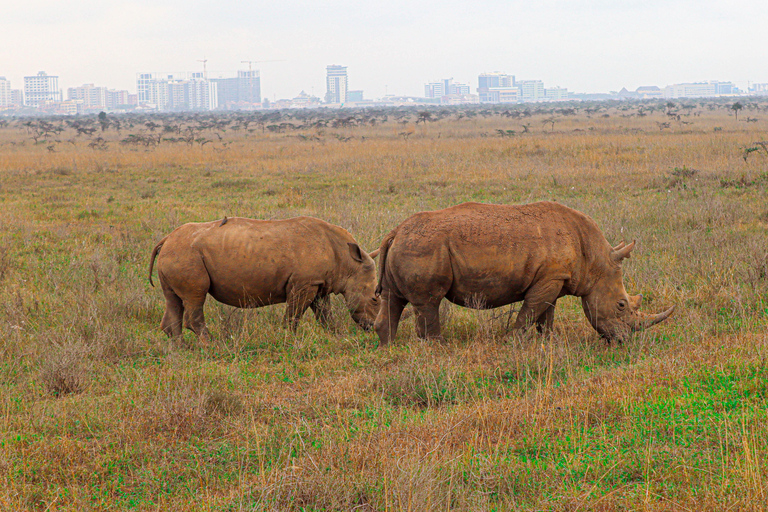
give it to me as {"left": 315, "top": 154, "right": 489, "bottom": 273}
{"left": 240, "top": 59, "right": 285, "bottom": 72}
{"left": 197, "top": 57, "right": 208, "bottom": 80}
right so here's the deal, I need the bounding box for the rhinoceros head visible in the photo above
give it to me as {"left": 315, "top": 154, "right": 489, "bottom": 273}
{"left": 581, "top": 241, "right": 674, "bottom": 342}
{"left": 343, "top": 243, "right": 381, "bottom": 330}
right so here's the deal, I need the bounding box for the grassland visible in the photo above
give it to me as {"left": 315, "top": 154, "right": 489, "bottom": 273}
{"left": 1, "top": 101, "right": 767, "bottom": 510}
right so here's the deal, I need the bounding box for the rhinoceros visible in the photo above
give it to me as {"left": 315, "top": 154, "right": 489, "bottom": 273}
{"left": 374, "top": 201, "right": 674, "bottom": 345}
{"left": 149, "top": 216, "right": 380, "bottom": 340}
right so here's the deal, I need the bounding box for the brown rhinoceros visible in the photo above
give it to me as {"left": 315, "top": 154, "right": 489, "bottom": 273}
{"left": 149, "top": 216, "right": 380, "bottom": 340}
{"left": 374, "top": 201, "right": 674, "bottom": 345}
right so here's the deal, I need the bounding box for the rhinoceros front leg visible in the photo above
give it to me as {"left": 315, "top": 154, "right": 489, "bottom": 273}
{"left": 310, "top": 294, "right": 332, "bottom": 328}
{"left": 374, "top": 291, "right": 407, "bottom": 346}
{"left": 535, "top": 300, "right": 557, "bottom": 334}
{"left": 284, "top": 282, "right": 321, "bottom": 331}
{"left": 513, "top": 280, "right": 564, "bottom": 334}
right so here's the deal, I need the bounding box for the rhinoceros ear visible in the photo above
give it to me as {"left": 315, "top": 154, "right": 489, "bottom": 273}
{"left": 611, "top": 240, "right": 636, "bottom": 263}
{"left": 348, "top": 242, "right": 364, "bottom": 263}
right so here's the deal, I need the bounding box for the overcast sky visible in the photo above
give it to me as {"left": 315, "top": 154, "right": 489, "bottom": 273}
{"left": 3, "top": 0, "right": 767, "bottom": 99}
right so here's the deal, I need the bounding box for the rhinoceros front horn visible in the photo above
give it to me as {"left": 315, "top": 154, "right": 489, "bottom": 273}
{"left": 636, "top": 305, "right": 675, "bottom": 330}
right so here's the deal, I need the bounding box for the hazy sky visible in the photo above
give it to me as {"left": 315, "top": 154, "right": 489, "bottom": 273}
{"left": 3, "top": 0, "right": 767, "bottom": 99}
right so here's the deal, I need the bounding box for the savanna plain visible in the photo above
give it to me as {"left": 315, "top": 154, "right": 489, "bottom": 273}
{"left": 1, "top": 101, "right": 768, "bottom": 511}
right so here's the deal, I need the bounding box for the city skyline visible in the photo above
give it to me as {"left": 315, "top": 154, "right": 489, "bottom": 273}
{"left": 3, "top": 1, "right": 768, "bottom": 101}
{"left": 0, "top": 65, "right": 757, "bottom": 108}
{"left": 0, "top": 65, "right": 754, "bottom": 115}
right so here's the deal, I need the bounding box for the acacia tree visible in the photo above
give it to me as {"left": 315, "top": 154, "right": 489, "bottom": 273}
{"left": 731, "top": 102, "right": 743, "bottom": 121}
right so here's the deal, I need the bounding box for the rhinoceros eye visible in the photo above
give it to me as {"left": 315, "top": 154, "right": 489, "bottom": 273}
{"left": 617, "top": 299, "right": 627, "bottom": 311}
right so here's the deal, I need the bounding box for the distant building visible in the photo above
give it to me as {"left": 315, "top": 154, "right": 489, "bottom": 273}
{"left": 441, "top": 93, "right": 480, "bottom": 105}
{"left": 453, "top": 83, "right": 470, "bottom": 95}
{"left": 425, "top": 78, "right": 473, "bottom": 103}
{"left": 544, "top": 86, "right": 569, "bottom": 101}
{"left": 57, "top": 100, "right": 81, "bottom": 116}
{"left": 136, "top": 72, "right": 219, "bottom": 111}
{"left": 0, "top": 77, "right": 10, "bottom": 107}
{"left": 478, "top": 72, "right": 515, "bottom": 89}
{"left": 326, "top": 65, "right": 348, "bottom": 103}
{"left": 291, "top": 90, "right": 322, "bottom": 108}
{"left": 481, "top": 87, "right": 519, "bottom": 103}
{"left": 636, "top": 86, "right": 663, "bottom": 99}
{"left": 425, "top": 79, "right": 451, "bottom": 98}
{"left": 11, "top": 89, "right": 23, "bottom": 107}
{"left": 238, "top": 70, "right": 261, "bottom": 104}
{"left": 348, "top": 90, "right": 364, "bottom": 102}
{"left": 210, "top": 70, "right": 261, "bottom": 109}
{"left": 518, "top": 80, "right": 545, "bottom": 102}
{"left": 24, "top": 71, "right": 61, "bottom": 107}
{"left": 477, "top": 72, "right": 517, "bottom": 103}
{"left": 136, "top": 73, "right": 178, "bottom": 106}
{"left": 750, "top": 83, "right": 768, "bottom": 96}
{"left": 106, "top": 89, "right": 131, "bottom": 110}
{"left": 67, "top": 84, "right": 107, "bottom": 110}
{"left": 663, "top": 81, "right": 736, "bottom": 98}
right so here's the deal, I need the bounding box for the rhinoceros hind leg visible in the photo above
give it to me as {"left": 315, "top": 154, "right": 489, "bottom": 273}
{"left": 413, "top": 301, "right": 443, "bottom": 342}
{"left": 183, "top": 297, "right": 210, "bottom": 342}
{"left": 285, "top": 283, "right": 321, "bottom": 331}
{"left": 160, "top": 287, "right": 184, "bottom": 338}
{"left": 374, "top": 292, "right": 407, "bottom": 346}
{"left": 310, "top": 294, "right": 332, "bottom": 328}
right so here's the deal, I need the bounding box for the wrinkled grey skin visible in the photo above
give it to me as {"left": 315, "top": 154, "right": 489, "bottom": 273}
{"left": 374, "top": 201, "right": 674, "bottom": 345}
{"left": 149, "top": 216, "right": 380, "bottom": 341}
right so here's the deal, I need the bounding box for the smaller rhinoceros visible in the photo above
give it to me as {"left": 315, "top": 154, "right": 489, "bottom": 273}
{"left": 149, "top": 216, "right": 380, "bottom": 340}
{"left": 374, "top": 201, "right": 674, "bottom": 345}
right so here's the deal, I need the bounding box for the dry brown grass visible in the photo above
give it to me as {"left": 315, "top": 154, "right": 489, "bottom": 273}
{"left": 1, "top": 102, "right": 768, "bottom": 510}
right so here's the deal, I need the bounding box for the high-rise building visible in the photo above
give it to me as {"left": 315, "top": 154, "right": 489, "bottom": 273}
{"left": 68, "top": 83, "right": 134, "bottom": 111}
{"left": 67, "top": 84, "right": 107, "bottom": 110}
{"left": 425, "top": 79, "right": 451, "bottom": 98}
{"left": 0, "top": 77, "right": 10, "bottom": 107}
{"left": 326, "top": 65, "right": 348, "bottom": 104}
{"left": 518, "top": 80, "right": 545, "bottom": 102}
{"left": 106, "top": 89, "right": 130, "bottom": 110}
{"left": 477, "top": 72, "right": 517, "bottom": 103}
{"left": 11, "top": 90, "right": 23, "bottom": 107}
{"left": 453, "top": 83, "right": 471, "bottom": 95}
{"left": 137, "top": 72, "right": 219, "bottom": 110}
{"left": 23, "top": 71, "right": 61, "bottom": 107}
{"left": 237, "top": 70, "right": 261, "bottom": 104}
{"left": 210, "top": 70, "right": 261, "bottom": 109}
{"left": 478, "top": 72, "right": 514, "bottom": 90}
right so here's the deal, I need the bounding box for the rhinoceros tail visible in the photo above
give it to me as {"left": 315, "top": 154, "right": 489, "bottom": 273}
{"left": 375, "top": 231, "right": 397, "bottom": 296}
{"left": 148, "top": 235, "right": 170, "bottom": 287}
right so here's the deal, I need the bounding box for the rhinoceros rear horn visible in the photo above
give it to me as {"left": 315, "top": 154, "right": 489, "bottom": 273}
{"left": 611, "top": 240, "right": 636, "bottom": 263}
{"left": 369, "top": 249, "right": 380, "bottom": 259}
{"left": 637, "top": 305, "right": 675, "bottom": 330}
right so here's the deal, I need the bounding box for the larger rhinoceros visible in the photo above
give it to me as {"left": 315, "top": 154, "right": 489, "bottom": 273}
{"left": 149, "top": 216, "right": 380, "bottom": 340}
{"left": 374, "top": 201, "right": 674, "bottom": 345}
